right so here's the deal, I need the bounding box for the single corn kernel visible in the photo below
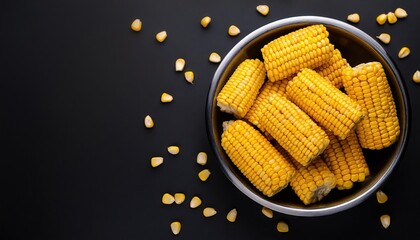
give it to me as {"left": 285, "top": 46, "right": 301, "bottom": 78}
{"left": 184, "top": 71, "right": 194, "bottom": 84}
{"left": 276, "top": 221, "right": 289, "bottom": 233}
{"left": 130, "top": 18, "right": 142, "bottom": 32}
{"left": 167, "top": 145, "right": 180, "bottom": 155}
{"left": 162, "top": 193, "right": 175, "bottom": 204}
{"left": 412, "top": 70, "right": 420, "bottom": 83}
{"left": 209, "top": 52, "right": 221, "bottom": 63}
{"left": 144, "top": 115, "right": 154, "bottom": 128}
{"left": 380, "top": 214, "right": 391, "bottom": 229}
{"left": 174, "top": 193, "right": 185, "bottom": 204}
{"left": 201, "top": 16, "right": 211, "bottom": 28}
{"left": 398, "top": 47, "right": 410, "bottom": 59}
{"left": 151, "top": 157, "right": 163, "bottom": 167}
{"left": 376, "top": 190, "right": 388, "bottom": 204}
{"left": 256, "top": 5, "right": 269, "bottom": 16}
{"left": 203, "top": 207, "right": 217, "bottom": 217}
{"left": 190, "top": 196, "right": 202, "bottom": 208}
{"left": 261, "top": 207, "right": 273, "bottom": 218}
{"left": 175, "top": 58, "right": 185, "bottom": 72}
{"left": 394, "top": 8, "right": 408, "bottom": 18}
{"left": 387, "top": 12, "right": 397, "bottom": 24}
{"left": 376, "top": 13, "right": 387, "bottom": 25}
{"left": 170, "top": 221, "right": 181, "bottom": 235}
{"left": 198, "top": 169, "right": 211, "bottom": 181}
{"left": 228, "top": 25, "right": 240, "bottom": 36}
{"left": 347, "top": 13, "right": 360, "bottom": 23}
{"left": 376, "top": 33, "right": 391, "bottom": 44}
{"left": 156, "top": 31, "right": 167, "bottom": 42}
{"left": 196, "top": 152, "right": 208, "bottom": 165}
{"left": 161, "top": 93, "right": 173, "bottom": 103}
{"left": 226, "top": 208, "right": 237, "bottom": 222}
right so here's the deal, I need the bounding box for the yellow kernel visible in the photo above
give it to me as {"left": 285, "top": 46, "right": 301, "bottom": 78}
{"left": 162, "top": 193, "right": 175, "bottom": 204}
{"left": 256, "top": 5, "right": 270, "bottom": 16}
{"left": 156, "top": 31, "right": 167, "bottom": 42}
{"left": 198, "top": 169, "right": 211, "bottom": 181}
{"left": 376, "top": 190, "right": 388, "bottom": 204}
{"left": 167, "top": 145, "right": 180, "bottom": 155}
{"left": 201, "top": 16, "right": 211, "bottom": 28}
{"left": 174, "top": 193, "right": 185, "bottom": 204}
{"left": 151, "top": 157, "right": 163, "bottom": 168}
{"left": 394, "top": 8, "right": 408, "bottom": 18}
{"left": 376, "top": 33, "right": 391, "bottom": 44}
{"left": 226, "top": 208, "right": 237, "bottom": 222}
{"left": 261, "top": 207, "right": 273, "bottom": 218}
{"left": 276, "top": 221, "right": 289, "bottom": 233}
{"left": 184, "top": 71, "right": 194, "bottom": 84}
{"left": 228, "top": 25, "right": 240, "bottom": 36}
{"left": 347, "top": 13, "right": 360, "bottom": 23}
{"left": 209, "top": 52, "right": 221, "bottom": 63}
{"left": 130, "top": 18, "right": 142, "bottom": 32}
{"left": 387, "top": 12, "right": 397, "bottom": 24}
{"left": 175, "top": 58, "right": 185, "bottom": 72}
{"left": 412, "top": 70, "right": 420, "bottom": 83}
{"left": 161, "top": 92, "right": 173, "bottom": 103}
{"left": 144, "top": 115, "right": 154, "bottom": 128}
{"left": 398, "top": 47, "right": 410, "bottom": 59}
{"left": 170, "top": 221, "right": 181, "bottom": 235}
{"left": 376, "top": 13, "right": 387, "bottom": 25}
{"left": 203, "top": 207, "right": 217, "bottom": 217}
{"left": 196, "top": 152, "right": 208, "bottom": 165}
{"left": 190, "top": 196, "right": 202, "bottom": 208}
{"left": 380, "top": 214, "right": 391, "bottom": 229}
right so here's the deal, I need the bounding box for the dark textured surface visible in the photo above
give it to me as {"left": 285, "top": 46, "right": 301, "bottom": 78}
{"left": 1, "top": 0, "right": 419, "bottom": 239}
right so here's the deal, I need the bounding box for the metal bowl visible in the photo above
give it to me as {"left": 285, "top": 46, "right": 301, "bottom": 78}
{"left": 205, "top": 16, "right": 410, "bottom": 217}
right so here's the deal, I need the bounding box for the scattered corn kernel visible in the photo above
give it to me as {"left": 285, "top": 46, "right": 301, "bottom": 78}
{"left": 209, "top": 52, "right": 221, "bottom": 63}
{"left": 175, "top": 58, "right": 185, "bottom": 72}
{"left": 167, "top": 145, "right": 180, "bottom": 155}
{"left": 184, "top": 71, "right": 194, "bottom": 84}
{"left": 162, "top": 193, "right": 175, "bottom": 204}
{"left": 394, "top": 8, "right": 408, "bottom": 18}
{"left": 347, "top": 13, "right": 360, "bottom": 23}
{"left": 161, "top": 93, "right": 173, "bottom": 103}
{"left": 261, "top": 207, "right": 273, "bottom": 218}
{"left": 198, "top": 169, "right": 211, "bottom": 181}
{"left": 413, "top": 70, "right": 420, "bottom": 83}
{"left": 201, "top": 16, "right": 211, "bottom": 28}
{"left": 226, "top": 208, "right": 237, "bottom": 222}
{"left": 256, "top": 5, "right": 270, "bottom": 16}
{"left": 203, "top": 207, "right": 217, "bottom": 217}
{"left": 380, "top": 214, "right": 391, "bottom": 229}
{"left": 376, "top": 190, "right": 388, "bottom": 204}
{"left": 144, "top": 115, "right": 154, "bottom": 128}
{"left": 376, "top": 33, "right": 391, "bottom": 44}
{"left": 387, "top": 12, "right": 397, "bottom": 24}
{"left": 151, "top": 157, "right": 164, "bottom": 167}
{"left": 170, "top": 221, "right": 181, "bottom": 235}
{"left": 228, "top": 25, "right": 240, "bottom": 36}
{"left": 276, "top": 221, "right": 289, "bottom": 233}
{"left": 196, "top": 152, "right": 208, "bottom": 165}
{"left": 130, "top": 18, "right": 142, "bottom": 32}
{"left": 156, "top": 31, "right": 167, "bottom": 42}
{"left": 190, "top": 196, "right": 202, "bottom": 208}
{"left": 376, "top": 13, "right": 387, "bottom": 25}
{"left": 398, "top": 47, "right": 410, "bottom": 59}
{"left": 174, "top": 193, "right": 186, "bottom": 204}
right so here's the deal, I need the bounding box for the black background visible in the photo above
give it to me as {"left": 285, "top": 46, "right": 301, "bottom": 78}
{"left": 1, "top": 0, "right": 420, "bottom": 239}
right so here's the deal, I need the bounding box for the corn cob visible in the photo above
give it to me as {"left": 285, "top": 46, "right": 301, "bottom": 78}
{"left": 322, "top": 130, "right": 370, "bottom": 190}
{"left": 342, "top": 61, "right": 400, "bottom": 150}
{"left": 286, "top": 68, "right": 364, "bottom": 140}
{"left": 221, "top": 120, "right": 296, "bottom": 197}
{"left": 261, "top": 24, "right": 334, "bottom": 82}
{"left": 216, "top": 59, "right": 266, "bottom": 118}
{"left": 259, "top": 93, "right": 330, "bottom": 167}
{"left": 315, "top": 48, "right": 350, "bottom": 89}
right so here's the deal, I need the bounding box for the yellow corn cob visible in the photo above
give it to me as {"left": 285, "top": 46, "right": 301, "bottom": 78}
{"left": 244, "top": 77, "right": 290, "bottom": 132}
{"left": 315, "top": 48, "right": 350, "bottom": 89}
{"left": 261, "top": 24, "right": 334, "bottom": 82}
{"left": 259, "top": 93, "right": 330, "bottom": 167}
{"left": 342, "top": 61, "right": 400, "bottom": 150}
{"left": 221, "top": 120, "right": 296, "bottom": 197}
{"left": 286, "top": 68, "right": 365, "bottom": 140}
{"left": 322, "top": 130, "right": 370, "bottom": 190}
{"left": 216, "top": 59, "right": 266, "bottom": 118}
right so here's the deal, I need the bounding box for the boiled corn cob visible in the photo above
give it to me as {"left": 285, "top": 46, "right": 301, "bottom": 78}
{"left": 342, "top": 61, "right": 400, "bottom": 150}
{"left": 322, "top": 130, "right": 369, "bottom": 190}
{"left": 216, "top": 59, "right": 266, "bottom": 118}
{"left": 315, "top": 48, "right": 350, "bottom": 89}
{"left": 261, "top": 24, "right": 334, "bottom": 82}
{"left": 259, "top": 93, "right": 330, "bottom": 167}
{"left": 221, "top": 120, "right": 296, "bottom": 197}
{"left": 286, "top": 68, "right": 364, "bottom": 140}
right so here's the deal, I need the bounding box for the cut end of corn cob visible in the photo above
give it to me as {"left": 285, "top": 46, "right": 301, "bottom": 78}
{"left": 276, "top": 221, "right": 289, "bottom": 233}
{"left": 167, "top": 145, "right": 180, "bottom": 155}
{"left": 198, "top": 169, "right": 211, "bottom": 181}
{"left": 144, "top": 115, "right": 154, "bottom": 128}
{"left": 130, "top": 19, "right": 142, "bottom": 32}
{"left": 170, "top": 221, "right": 181, "bottom": 235}
{"left": 203, "top": 207, "right": 217, "bottom": 217}
{"left": 156, "top": 31, "right": 167, "bottom": 42}
{"left": 380, "top": 214, "right": 391, "bottom": 229}
{"left": 413, "top": 70, "right": 420, "bottom": 83}
{"left": 175, "top": 58, "right": 186, "bottom": 72}
{"left": 256, "top": 5, "right": 269, "bottom": 16}
{"left": 226, "top": 208, "right": 237, "bottom": 222}
{"left": 161, "top": 92, "right": 173, "bottom": 103}
{"left": 196, "top": 152, "right": 208, "bottom": 165}
{"left": 162, "top": 193, "right": 175, "bottom": 204}
{"left": 347, "top": 13, "right": 360, "bottom": 23}
{"left": 151, "top": 157, "right": 164, "bottom": 168}
{"left": 201, "top": 16, "right": 211, "bottom": 28}
{"left": 228, "top": 25, "right": 240, "bottom": 36}
{"left": 190, "top": 196, "right": 202, "bottom": 208}
{"left": 376, "top": 190, "right": 388, "bottom": 204}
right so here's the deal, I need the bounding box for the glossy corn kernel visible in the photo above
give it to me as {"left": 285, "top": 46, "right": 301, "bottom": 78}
{"left": 198, "top": 169, "right": 211, "bottom": 181}
{"left": 413, "top": 70, "right": 420, "bottom": 83}
{"left": 228, "top": 25, "right": 240, "bottom": 36}
{"left": 203, "top": 207, "right": 217, "bottom": 217}
{"left": 156, "top": 31, "right": 167, "bottom": 42}
{"left": 315, "top": 48, "right": 349, "bottom": 89}
{"left": 167, "top": 146, "right": 180, "bottom": 155}
{"left": 376, "top": 14, "right": 387, "bottom": 25}
{"left": 130, "top": 19, "right": 142, "bottom": 32}
{"left": 226, "top": 208, "right": 237, "bottom": 222}
{"left": 342, "top": 62, "right": 400, "bottom": 150}
{"left": 347, "top": 13, "right": 360, "bottom": 23}
{"left": 190, "top": 196, "right": 202, "bottom": 208}
{"left": 162, "top": 193, "right": 175, "bottom": 204}
{"left": 376, "top": 190, "right": 388, "bottom": 204}
{"left": 144, "top": 115, "right": 154, "bottom": 128}
{"left": 161, "top": 93, "right": 173, "bottom": 103}
{"left": 380, "top": 214, "right": 391, "bottom": 229}
{"left": 174, "top": 193, "right": 185, "bottom": 204}
{"left": 261, "top": 207, "right": 273, "bottom": 218}
{"left": 201, "top": 16, "right": 211, "bottom": 28}
{"left": 196, "top": 152, "right": 208, "bottom": 166}
{"left": 261, "top": 24, "right": 334, "bottom": 82}
{"left": 387, "top": 12, "right": 397, "bottom": 24}
{"left": 175, "top": 58, "right": 185, "bottom": 72}
{"left": 170, "top": 221, "right": 181, "bottom": 235}
{"left": 209, "top": 52, "right": 221, "bottom": 63}
{"left": 216, "top": 59, "right": 266, "bottom": 118}
{"left": 184, "top": 71, "right": 194, "bottom": 84}
{"left": 394, "top": 8, "right": 408, "bottom": 18}
{"left": 376, "top": 33, "right": 391, "bottom": 44}
{"left": 256, "top": 5, "right": 269, "bottom": 16}
{"left": 398, "top": 47, "right": 410, "bottom": 59}
{"left": 221, "top": 120, "right": 296, "bottom": 196}
{"left": 151, "top": 157, "right": 164, "bottom": 168}
{"left": 276, "top": 221, "right": 289, "bottom": 233}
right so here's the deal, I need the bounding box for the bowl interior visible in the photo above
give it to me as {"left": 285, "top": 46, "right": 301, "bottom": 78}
{"left": 206, "top": 16, "right": 409, "bottom": 217}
